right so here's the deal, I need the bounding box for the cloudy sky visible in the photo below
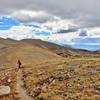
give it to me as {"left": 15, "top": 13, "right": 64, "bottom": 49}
{"left": 0, "top": 0, "right": 100, "bottom": 51}
{"left": 0, "top": 0, "right": 100, "bottom": 28}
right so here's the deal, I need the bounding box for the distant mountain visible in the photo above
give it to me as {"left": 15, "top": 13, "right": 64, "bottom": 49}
{"left": 0, "top": 16, "right": 100, "bottom": 51}
{"left": 21, "top": 39, "right": 99, "bottom": 57}
{"left": 0, "top": 35, "right": 99, "bottom": 100}
{"left": 0, "top": 38, "right": 99, "bottom": 58}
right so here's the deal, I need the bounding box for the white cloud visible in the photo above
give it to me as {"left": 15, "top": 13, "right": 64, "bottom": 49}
{"left": 87, "top": 27, "right": 100, "bottom": 37}
{"left": 11, "top": 10, "right": 54, "bottom": 23}
{"left": 0, "top": 24, "right": 51, "bottom": 40}
{"left": 0, "top": 16, "right": 100, "bottom": 51}
{"left": 11, "top": 10, "right": 79, "bottom": 32}
{"left": 12, "top": 10, "right": 48, "bottom": 18}
{"left": 43, "top": 18, "right": 78, "bottom": 32}
{"left": 0, "top": 25, "right": 34, "bottom": 40}
{"left": 0, "top": 22, "right": 3, "bottom": 24}
{"left": 47, "top": 32, "right": 79, "bottom": 44}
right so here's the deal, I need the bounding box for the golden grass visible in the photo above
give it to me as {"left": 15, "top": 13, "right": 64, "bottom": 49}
{"left": 0, "top": 42, "right": 99, "bottom": 100}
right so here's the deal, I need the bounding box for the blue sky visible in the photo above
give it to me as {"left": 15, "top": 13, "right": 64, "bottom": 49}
{"left": 0, "top": 17, "right": 19, "bottom": 30}
{"left": 0, "top": 0, "right": 100, "bottom": 51}
{"left": 0, "top": 16, "right": 100, "bottom": 51}
{"left": 0, "top": 0, "right": 100, "bottom": 37}
{"left": 33, "top": 31, "right": 50, "bottom": 36}
{"left": 0, "top": 16, "right": 51, "bottom": 36}
{"left": 71, "top": 44, "right": 100, "bottom": 51}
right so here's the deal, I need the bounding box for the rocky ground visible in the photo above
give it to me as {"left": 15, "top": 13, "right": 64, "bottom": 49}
{"left": 0, "top": 39, "right": 100, "bottom": 100}
{"left": 22, "top": 58, "right": 100, "bottom": 100}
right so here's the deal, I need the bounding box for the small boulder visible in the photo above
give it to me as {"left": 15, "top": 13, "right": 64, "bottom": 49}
{"left": 95, "top": 84, "right": 100, "bottom": 91}
{"left": 30, "top": 87, "right": 42, "bottom": 97}
{"left": 0, "top": 85, "right": 11, "bottom": 96}
{"left": 96, "top": 67, "right": 100, "bottom": 72}
{"left": 7, "top": 79, "right": 11, "bottom": 83}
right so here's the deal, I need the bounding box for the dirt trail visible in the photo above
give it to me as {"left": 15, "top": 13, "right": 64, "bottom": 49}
{"left": 16, "top": 69, "right": 34, "bottom": 100}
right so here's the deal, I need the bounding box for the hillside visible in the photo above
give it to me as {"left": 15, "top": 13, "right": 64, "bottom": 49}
{"left": 21, "top": 39, "right": 100, "bottom": 57}
{"left": 0, "top": 38, "right": 100, "bottom": 100}
{"left": 0, "top": 38, "right": 64, "bottom": 100}
{"left": 22, "top": 39, "right": 91, "bottom": 57}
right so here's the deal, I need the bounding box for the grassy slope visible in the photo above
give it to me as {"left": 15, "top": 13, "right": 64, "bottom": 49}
{"left": 0, "top": 39, "right": 100, "bottom": 100}
{"left": 0, "top": 39, "right": 64, "bottom": 100}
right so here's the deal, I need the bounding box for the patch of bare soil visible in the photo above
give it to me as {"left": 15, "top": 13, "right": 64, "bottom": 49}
{"left": 16, "top": 69, "right": 33, "bottom": 100}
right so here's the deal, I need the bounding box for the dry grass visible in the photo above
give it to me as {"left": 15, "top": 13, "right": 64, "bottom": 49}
{"left": 22, "top": 57, "right": 100, "bottom": 100}
{"left": 0, "top": 40, "right": 99, "bottom": 100}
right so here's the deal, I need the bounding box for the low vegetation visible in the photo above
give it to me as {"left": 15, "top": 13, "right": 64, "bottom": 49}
{"left": 0, "top": 39, "right": 99, "bottom": 100}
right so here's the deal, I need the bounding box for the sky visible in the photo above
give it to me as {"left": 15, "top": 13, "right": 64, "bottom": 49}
{"left": 0, "top": 0, "right": 100, "bottom": 28}
{"left": 0, "top": 0, "right": 100, "bottom": 51}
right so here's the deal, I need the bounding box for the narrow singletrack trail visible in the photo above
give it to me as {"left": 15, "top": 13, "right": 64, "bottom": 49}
{"left": 16, "top": 69, "right": 34, "bottom": 100}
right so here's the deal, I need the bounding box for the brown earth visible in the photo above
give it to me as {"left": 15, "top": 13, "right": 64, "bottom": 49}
{"left": 0, "top": 38, "right": 100, "bottom": 100}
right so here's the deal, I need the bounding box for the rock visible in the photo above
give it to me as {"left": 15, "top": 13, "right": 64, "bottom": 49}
{"left": 57, "top": 65, "right": 64, "bottom": 70}
{"left": 95, "top": 91, "right": 100, "bottom": 96}
{"left": 7, "top": 79, "right": 11, "bottom": 83}
{"left": 96, "top": 67, "right": 100, "bottom": 72}
{"left": 0, "top": 85, "right": 11, "bottom": 96}
{"left": 37, "top": 76, "right": 54, "bottom": 85}
{"left": 30, "top": 87, "right": 42, "bottom": 97}
{"left": 95, "top": 84, "right": 100, "bottom": 91}
{"left": 55, "top": 71, "right": 69, "bottom": 81}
